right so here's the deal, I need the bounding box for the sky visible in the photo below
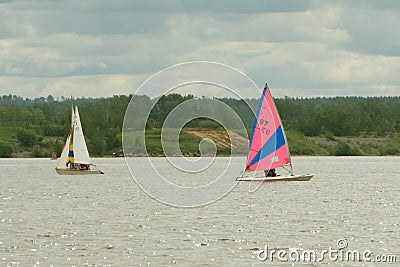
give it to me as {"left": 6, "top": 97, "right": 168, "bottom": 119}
{"left": 0, "top": 0, "right": 399, "bottom": 99}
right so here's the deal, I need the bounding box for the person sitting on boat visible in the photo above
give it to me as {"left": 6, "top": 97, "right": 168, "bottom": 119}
{"left": 79, "top": 164, "right": 89, "bottom": 170}
{"left": 66, "top": 161, "right": 75, "bottom": 169}
{"left": 265, "top": 169, "right": 277, "bottom": 177}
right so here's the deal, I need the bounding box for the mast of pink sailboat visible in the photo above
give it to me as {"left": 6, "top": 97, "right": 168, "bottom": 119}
{"left": 245, "top": 83, "right": 293, "bottom": 175}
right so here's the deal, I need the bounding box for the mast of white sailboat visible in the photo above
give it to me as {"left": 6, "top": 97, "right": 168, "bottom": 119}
{"left": 265, "top": 83, "right": 293, "bottom": 175}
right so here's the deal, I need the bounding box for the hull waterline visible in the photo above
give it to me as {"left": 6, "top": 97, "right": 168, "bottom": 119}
{"left": 55, "top": 168, "right": 104, "bottom": 175}
{"left": 236, "top": 174, "right": 313, "bottom": 182}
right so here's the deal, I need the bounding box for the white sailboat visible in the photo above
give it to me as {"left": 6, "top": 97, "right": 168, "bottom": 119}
{"left": 55, "top": 106, "right": 103, "bottom": 175}
{"left": 237, "top": 83, "right": 313, "bottom": 182}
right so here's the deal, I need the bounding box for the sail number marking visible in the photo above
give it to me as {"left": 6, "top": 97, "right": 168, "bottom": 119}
{"left": 73, "top": 120, "right": 80, "bottom": 131}
{"left": 259, "top": 118, "right": 269, "bottom": 126}
{"left": 259, "top": 118, "right": 270, "bottom": 135}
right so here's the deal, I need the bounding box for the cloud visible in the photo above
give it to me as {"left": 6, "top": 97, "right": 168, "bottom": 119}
{"left": 0, "top": 74, "right": 147, "bottom": 98}
{"left": 0, "top": 0, "right": 399, "bottom": 98}
{"left": 340, "top": 7, "right": 400, "bottom": 56}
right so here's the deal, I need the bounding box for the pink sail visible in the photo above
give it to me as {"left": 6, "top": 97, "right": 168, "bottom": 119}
{"left": 245, "top": 83, "right": 290, "bottom": 171}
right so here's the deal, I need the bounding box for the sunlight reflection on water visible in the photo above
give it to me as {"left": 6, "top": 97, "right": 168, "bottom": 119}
{"left": 0, "top": 157, "right": 399, "bottom": 266}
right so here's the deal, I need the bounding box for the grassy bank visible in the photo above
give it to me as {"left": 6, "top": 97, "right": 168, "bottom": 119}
{"left": 1, "top": 126, "right": 400, "bottom": 157}
{"left": 145, "top": 128, "right": 400, "bottom": 157}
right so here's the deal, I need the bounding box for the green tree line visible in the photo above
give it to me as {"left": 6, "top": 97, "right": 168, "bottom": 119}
{"left": 0, "top": 93, "right": 399, "bottom": 157}
{"left": 274, "top": 96, "right": 400, "bottom": 136}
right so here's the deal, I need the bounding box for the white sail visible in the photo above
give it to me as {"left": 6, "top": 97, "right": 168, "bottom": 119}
{"left": 57, "top": 107, "right": 74, "bottom": 168}
{"left": 57, "top": 134, "right": 71, "bottom": 168}
{"left": 55, "top": 105, "right": 103, "bottom": 175}
{"left": 72, "top": 106, "right": 91, "bottom": 164}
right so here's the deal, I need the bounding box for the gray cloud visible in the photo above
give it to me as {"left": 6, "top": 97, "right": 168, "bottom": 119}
{"left": 0, "top": 0, "right": 399, "bottom": 98}
{"left": 339, "top": 6, "right": 400, "bottom": 56}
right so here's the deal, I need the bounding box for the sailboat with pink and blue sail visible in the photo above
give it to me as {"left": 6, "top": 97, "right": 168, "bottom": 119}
{"left": 236, "top": 83, "right": 313, "bottom": 182}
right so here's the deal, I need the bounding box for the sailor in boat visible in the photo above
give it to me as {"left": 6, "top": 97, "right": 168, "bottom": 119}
{"left": 66, "top": 160, "right": 73, "bottom": 168}
{"left": 79, "top": 164, "right": 89, "bottom": 170}
{"left": 264, "top": 169, "right": 277, "bottom": 177}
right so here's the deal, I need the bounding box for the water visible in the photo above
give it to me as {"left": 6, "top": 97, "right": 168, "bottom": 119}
{"left": 0, "top": 157, "right": 399, "bottom": 266}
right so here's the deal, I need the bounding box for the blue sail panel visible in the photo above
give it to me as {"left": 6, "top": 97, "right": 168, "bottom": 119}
{"left": 246, "top": 126, "right": 286, "bottom": 169}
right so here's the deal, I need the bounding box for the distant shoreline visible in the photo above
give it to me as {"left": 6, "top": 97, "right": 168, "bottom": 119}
{"left": 2, "top": 94, "right": 400, "bottom": 158}
{"left": 2, "top": 154, "right": 400, "bottom": 160}
{"left": 3, "top": 130, "right": 400, "bottom": 158}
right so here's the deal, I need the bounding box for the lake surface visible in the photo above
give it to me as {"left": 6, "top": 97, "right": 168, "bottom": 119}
{"left": 0, "top": 157, "right": 399, "bottom": 266}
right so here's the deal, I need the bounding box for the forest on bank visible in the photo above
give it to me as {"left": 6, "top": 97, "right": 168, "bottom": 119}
{"left": 0, "top": 93, "right": 400, "bottom": 157}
